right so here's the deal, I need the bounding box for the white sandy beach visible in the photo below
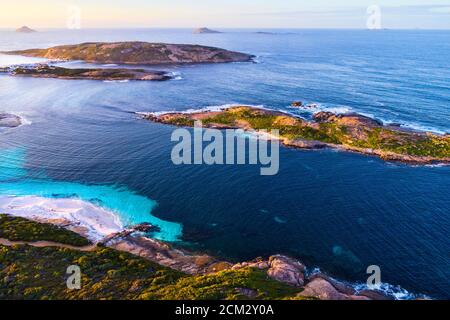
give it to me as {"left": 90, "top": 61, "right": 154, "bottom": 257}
{"left": 0, "top": 195, "right": 124, "bottom": 241}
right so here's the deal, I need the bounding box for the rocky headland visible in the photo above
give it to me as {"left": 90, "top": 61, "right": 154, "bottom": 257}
{"left": 0, "top": 213, "right": 403, "bottom": 300}
{"left": 143, "top": 105, "right": 450, "bottom": 165}
{"left": 3, "top": 42, "right": 254, "bottom": 65}
{"left": 0, "top": 64, "right": 172, "bottom": 81}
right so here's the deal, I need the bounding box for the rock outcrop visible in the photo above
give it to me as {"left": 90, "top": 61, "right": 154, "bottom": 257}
{"left": 299, "top": 278, "right": 368, "bottom": 300}
{"left": 267, "top": 255, "right": 305, "bottom": 287}
{"left": 291, "top": 101, "right": 303, "bottom": 107}
{"left": 0, "top": 113, "right": 22, "bottom": 128}
{"left": 4, "top": 42, "right": 254, "bottom": 65}
{"left": 313, "top": 111, "right": 383, "bottom": 127}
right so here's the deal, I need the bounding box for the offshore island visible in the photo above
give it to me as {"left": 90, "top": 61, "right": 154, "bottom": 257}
{"left": 144, "top": 106, "right": 450, "bottom": 165}
{"left": 3, "top": 41, "right": 254, "bottom": 65}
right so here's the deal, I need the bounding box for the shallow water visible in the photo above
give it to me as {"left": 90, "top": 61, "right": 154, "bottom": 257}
{"left": 0, "top": 28, "right": 449, "bottom": 298}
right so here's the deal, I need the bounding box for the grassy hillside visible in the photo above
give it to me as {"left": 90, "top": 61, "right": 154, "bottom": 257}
{"left": 0, "top": 245, "right": 304, "bottom": 300}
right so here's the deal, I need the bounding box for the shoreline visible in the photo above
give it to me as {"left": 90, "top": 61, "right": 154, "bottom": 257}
{"left": 141, "top": 105, "right": 450, "bottom": 165}
{"left": 0, "top": 196, "right": 426, "bottom": 300}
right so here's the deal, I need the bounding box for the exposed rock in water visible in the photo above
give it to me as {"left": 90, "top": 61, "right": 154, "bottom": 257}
{"left": 193, "top": 27, "right": 222, "bottom": 34}
{"left": 267, "top": 255, "right": 305, "bottom": 287}
{"left": 16, "top": 26, "right": 36, "bottom": 33}
{"left": 0, "top": 113, "right": 22, "bottom": 128}
{"left": 298, "top": 278, "right": 370, "bottom": 300}
{"left": 291, "top": 101, "right": 303, "bottom": 107}
{"left": 357, "top": 289, "right": 394, "bottom": 300}
{"left": 4, "top": 42, "right": 254, "bottom": 65}
{"left": 1, "top": 64, "right": 172, "bottom": 81}
{"left": 100, "top": 222, "right": 160, "bottom": 245}
{"left": 307, "top": 273, "right": 357, "bottom": 296}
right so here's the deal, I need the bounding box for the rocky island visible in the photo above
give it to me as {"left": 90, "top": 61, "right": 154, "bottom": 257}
{"left": 193, "top": 27, "right": 222, "bottom": 34}
{"left": 16, "top": 26, "right": 36, "bottom": 33}
{"left": 3, "top": 42, "right": 254, "bottom": 65}
{"left": 0, "top": 64, "right": 172, "bottom": 81}
{"left": 144, "top": 105, "right": 450, "bottom": 165}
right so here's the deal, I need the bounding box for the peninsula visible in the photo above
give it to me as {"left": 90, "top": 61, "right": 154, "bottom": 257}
{"left": 0, "top": 64, "right": 172, "bottom": 81}
{"left": 3, "top": 42, "right": 254, "bottom": 65}
{"left": 143, "top": 106, "right": 450, "bottom": 165}
{"left": 0, "top": 214, "right": 397, "bottom": 300}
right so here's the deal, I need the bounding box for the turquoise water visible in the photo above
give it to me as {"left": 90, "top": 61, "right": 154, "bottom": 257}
{"left": 0, "top": 147, "right": 182, "bottom": 241}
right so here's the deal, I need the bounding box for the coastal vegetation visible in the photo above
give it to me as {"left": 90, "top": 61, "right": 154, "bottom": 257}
{"left": 0, "top": 244, "right": 305, "bottom": 300}
{"left": 146, "top": 106, "right": 450, "bottom": 164}
{"left": 0, "top": 214, "right": 91, "bottom": 246}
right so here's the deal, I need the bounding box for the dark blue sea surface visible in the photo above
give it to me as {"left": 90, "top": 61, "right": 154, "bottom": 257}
{"left": 0, "top": 29, "right": 449, "bottom": 298}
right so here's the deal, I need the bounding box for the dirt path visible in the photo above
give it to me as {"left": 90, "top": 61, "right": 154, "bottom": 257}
{"left": 0, "top": 238, "right": 97, "bottom": 251}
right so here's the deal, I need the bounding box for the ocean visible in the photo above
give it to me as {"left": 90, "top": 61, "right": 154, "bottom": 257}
{"left": 0, "top": 28, "right": 449, "bottom": 299}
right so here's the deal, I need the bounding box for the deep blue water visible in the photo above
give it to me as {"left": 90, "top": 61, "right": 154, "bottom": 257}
{"left": 0, "top": 29, "right": 449, "bottom": 299}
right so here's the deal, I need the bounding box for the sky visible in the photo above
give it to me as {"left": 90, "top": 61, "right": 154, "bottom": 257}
{"left": 1, "top": 0, "right": 450, "bottom": 29}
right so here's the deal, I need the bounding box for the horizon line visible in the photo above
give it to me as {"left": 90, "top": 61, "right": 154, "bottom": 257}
{"left": 2, "top": 27, "right": 450, "bottom": 31}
